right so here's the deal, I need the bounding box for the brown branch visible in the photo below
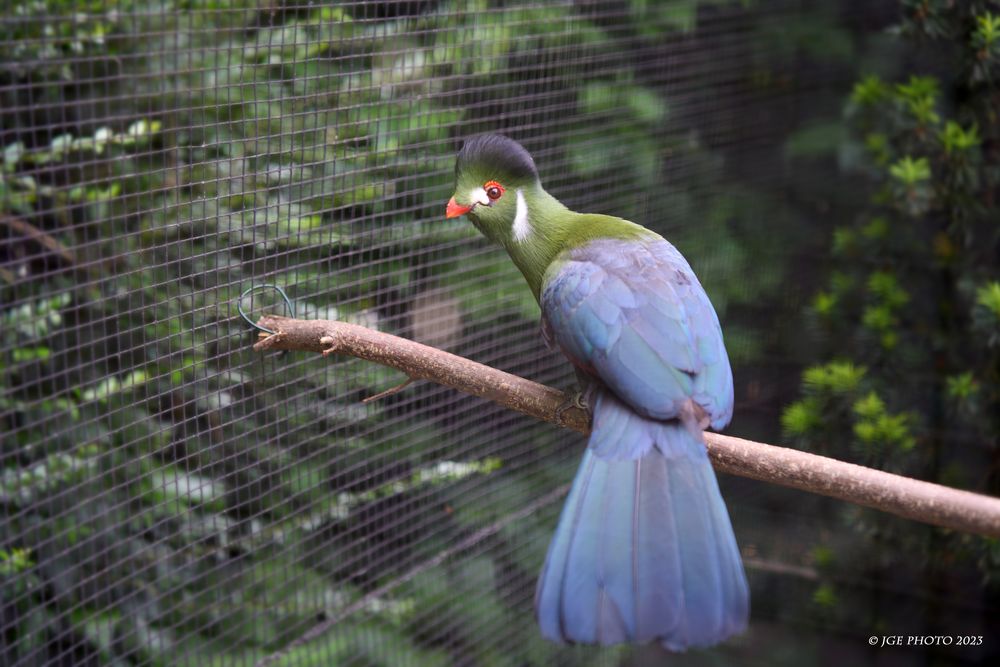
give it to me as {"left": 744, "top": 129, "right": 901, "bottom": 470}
{"left": 1, "top": 213, "right": 77, "bottom": 266}
{"left": 254, "top": 315, "right": 1000, "bottom": 539}
{"left": 362, "top": 376, "right": 415, "bottom": 403}
{"left": 253, "top": 315, "right": 588, "bottom": 431}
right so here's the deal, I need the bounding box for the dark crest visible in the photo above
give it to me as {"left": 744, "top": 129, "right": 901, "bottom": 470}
{"left": 456, "top": 134, "right": 539, "bottom": 183}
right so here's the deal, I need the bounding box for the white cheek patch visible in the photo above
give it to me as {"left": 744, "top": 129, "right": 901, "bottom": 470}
{"left": 468, "top": 187, "right": 490, "bottom": 207}
{"left": 512, "top": 189, "right": 531, "bottom": 242}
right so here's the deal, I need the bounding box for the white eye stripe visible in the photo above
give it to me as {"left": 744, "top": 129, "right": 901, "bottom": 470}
{"left": 512, "top": 189, "right": 531, "bottom": 242}
{"left": 469, "top": 187, "right": 490, "bottom": 207}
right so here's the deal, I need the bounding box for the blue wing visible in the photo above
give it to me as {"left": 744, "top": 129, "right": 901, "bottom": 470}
{"left": 541, "top": 237, "right": 733, "bottom": 436}
{"left": 535, "top": 236, "right": 747, "bottom": 651}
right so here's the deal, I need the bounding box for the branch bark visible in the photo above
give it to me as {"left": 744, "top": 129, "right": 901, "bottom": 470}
{"left": 253, "top": 315, "right": 1000, "bottom": 539}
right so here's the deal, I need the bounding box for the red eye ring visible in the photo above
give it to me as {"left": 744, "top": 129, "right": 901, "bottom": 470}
{"left": 484, "top": 180, "right": 504, "bottom": 201}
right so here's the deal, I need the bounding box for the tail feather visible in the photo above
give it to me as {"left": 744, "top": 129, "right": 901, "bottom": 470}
{"left": 535, "top": 389, "right": 748, "bottom": 651}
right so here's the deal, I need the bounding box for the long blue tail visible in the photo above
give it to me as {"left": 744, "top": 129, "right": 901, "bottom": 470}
{"left": 535, "top": 389, "right": 748, "bottom": 651}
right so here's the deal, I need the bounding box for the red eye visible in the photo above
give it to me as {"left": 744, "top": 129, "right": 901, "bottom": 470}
{"left": 484, "top": 181, "right": 504, "bottom": 201}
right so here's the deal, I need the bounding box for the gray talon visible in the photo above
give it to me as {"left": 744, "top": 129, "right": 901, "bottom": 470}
{"left": 555, "top": 389, "right": 590, "bottom": 424}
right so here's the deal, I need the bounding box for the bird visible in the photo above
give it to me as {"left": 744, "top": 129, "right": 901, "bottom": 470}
{"left": 446, "top": 134, "right": 749, "bottom": 651}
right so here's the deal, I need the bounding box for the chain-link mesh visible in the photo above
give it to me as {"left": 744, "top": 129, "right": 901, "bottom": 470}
{"left": 2, "top": 2, "right": 996, "bottom": 666}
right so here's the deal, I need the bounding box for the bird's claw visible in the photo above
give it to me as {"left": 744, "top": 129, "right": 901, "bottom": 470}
{"left": 555, "top": 388, "right": 591, "bottom": 425}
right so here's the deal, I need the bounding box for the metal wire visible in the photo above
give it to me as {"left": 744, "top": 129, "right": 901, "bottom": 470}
{"left": 237, "top": 284, "right": 295, "bottom": 334}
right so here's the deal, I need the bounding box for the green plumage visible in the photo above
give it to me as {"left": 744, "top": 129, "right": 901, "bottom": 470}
{"left": 451, "top": 137, "right": 652, "bottom": 300}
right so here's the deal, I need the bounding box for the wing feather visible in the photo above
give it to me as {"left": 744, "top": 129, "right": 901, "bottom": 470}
{"left": 542, "top": 237, "right": 733, "bottom": 428}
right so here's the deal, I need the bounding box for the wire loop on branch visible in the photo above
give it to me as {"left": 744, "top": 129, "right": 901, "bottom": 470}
{"left": 237, "top": 284, "right": 295, "bottom": 334}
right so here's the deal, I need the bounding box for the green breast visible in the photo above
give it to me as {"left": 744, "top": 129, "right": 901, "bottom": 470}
{"left": 507, "top": 209, "right": 658, "bottom": 301}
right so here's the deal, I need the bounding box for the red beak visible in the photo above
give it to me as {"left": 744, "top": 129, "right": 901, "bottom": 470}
{"left": 446, "top": 196, "right": 472, "bottom": 219}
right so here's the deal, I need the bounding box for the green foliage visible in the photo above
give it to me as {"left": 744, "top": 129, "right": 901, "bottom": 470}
{"left": 811, "top": 545, "right": 835, "bottom": 569}
{"left": 783, "top": 361, "right": 916, "bottom": 461}
{"left": 940, "top": 120, "right": 981, "bottom": 155}
{"left": 802, "top": 361, "right": 866, "bottom": 395}
{"left": 945, "top": 371, "right": 978, "bottom": 403}
{"left": 852, "top": 391, "right": 915, "bottom": 452}
{"left": 781, "top": 398, "right": 822, "bottom": 437}
{"left": 850, "top": 74, "right": 890, "bottom": 106}
{"left": 976, "top": 281, "right": 1000, "bottom": 319}
{"left": 0, "top": 547, "right": 33, "bottom": 575}
{"left": 3, "top": 0, "right": 812, "bottom": 663}
{"left": 786, "top": 0, "right": 1000, "bottom": 626}
{"left": 888, "top": 155, "right": 930, "bottom": 184}
{"left": 811, "top": 583, "right": 838, "bottom": 609}
{"left": 972, "top": 12, "right": 1000, "bottom": 58}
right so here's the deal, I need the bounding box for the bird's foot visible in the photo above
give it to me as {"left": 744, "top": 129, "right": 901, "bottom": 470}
{"left": 555, "top": 387, "right": 593, "bottom": 425}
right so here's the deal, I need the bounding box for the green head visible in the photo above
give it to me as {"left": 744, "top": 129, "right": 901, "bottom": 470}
{"left": 445, "top": 134, "right": 649, "bottom": 299}
{"left": 446, "top": 134, "right": 546, "bottom": 245}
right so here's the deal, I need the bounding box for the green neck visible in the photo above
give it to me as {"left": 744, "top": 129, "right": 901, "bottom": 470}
{"left": 495, "top": 186, "right": 569, "bottom": 300}
{"left": 476, "top": 185, "right": 652, "bottom": 301}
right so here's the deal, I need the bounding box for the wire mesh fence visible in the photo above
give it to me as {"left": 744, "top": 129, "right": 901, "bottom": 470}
{"left": 2, "top": 1, "right": 998, "bottom": 666}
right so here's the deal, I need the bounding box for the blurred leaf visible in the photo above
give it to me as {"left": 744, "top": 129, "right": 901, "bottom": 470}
{"left": 785, "top": 121, "right": 845, "bottom": 159}
{"left": 889, "top": 156, "right": 930, "bottom": 184}
{"left": 975, "top": 281, "right": 1000, "bottom": 318}
{"left": 803, "top": 362, "right": 866, "bottom": 395}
